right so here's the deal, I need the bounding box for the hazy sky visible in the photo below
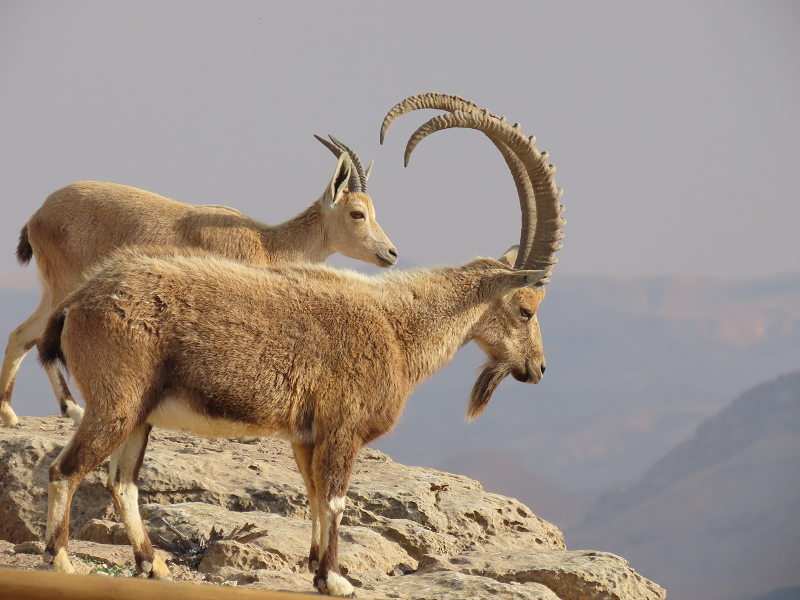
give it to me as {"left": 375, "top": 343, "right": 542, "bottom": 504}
{"left": 1, "top": 1, "right": 798, "bottom": 289}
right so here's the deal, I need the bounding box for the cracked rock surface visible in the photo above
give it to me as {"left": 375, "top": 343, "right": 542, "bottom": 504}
{"left": 0, "top": 416, "right": 664, "bottom": 599}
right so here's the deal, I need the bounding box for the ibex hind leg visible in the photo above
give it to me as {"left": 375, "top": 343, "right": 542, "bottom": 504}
{"left": 0, "top": 291, "right": 52, "bottom": 428}
{"left": 312, "top": 432, "right": 360, "bottom": 598}
{"left": 292, "top": 442, "right": 321, "bottom": 573}
{"left": 40, "top": 355, "right": 84, "bottom": 426}
{"left": 107, "top": 423, "right": 170, "bottom": 579}
{"left": 44, "top": 409, "right": 138, "bottom": 574}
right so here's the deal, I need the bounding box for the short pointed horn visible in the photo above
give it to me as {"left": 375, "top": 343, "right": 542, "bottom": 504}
{"left": 328, "top": 135, "right": 367, "bottom": 194}
{"left": 405, "top": 109, "right": 565, "bottom": 283}
{"left": 314, "top": 134, "right": 368, "bottom": 194}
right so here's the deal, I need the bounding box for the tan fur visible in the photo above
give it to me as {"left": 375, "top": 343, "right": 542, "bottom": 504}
{"left": 39, "top": 249, "right": 546, "bottom": 593}
{"left": 0, "top": 153, "right": 396, "bottom": 428}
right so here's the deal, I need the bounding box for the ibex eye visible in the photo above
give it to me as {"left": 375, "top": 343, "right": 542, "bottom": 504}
{"left": 520, "top": 308, "right": 532, "bottom": 319}
{"left": 350, "top": 211, "right": 364, "bottom": 220}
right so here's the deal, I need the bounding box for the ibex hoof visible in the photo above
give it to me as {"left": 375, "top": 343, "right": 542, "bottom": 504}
{"left": 140, "top": 556, "right": 171, "bottom": 579}
{"left": 315, "top": 571, "right": 356, "bottom": 597}
{"left": 51, "top": 548, "right": 75, "bottom": 574}
{"left": 0, "top": 405, "right": 19, "bottom": 428}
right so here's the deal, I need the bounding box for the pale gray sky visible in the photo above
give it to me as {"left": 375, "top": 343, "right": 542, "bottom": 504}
{"left": 1, "top": 1, "right": 798, "bottom": 288}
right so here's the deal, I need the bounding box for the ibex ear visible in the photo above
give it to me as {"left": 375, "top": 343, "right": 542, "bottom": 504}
{"left": 497, "top": 245, "right": 519, "bottom": 267}
{"left": 325, "top": 153, "right": 352, "bottom": 206}
{"left": 364, "top": 160, "right": 374, "bottom": 182}
{"left": 487, "top": 269, "right": 546, "bottom": 298}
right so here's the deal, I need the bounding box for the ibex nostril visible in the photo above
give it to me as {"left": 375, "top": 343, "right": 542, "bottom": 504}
{"left": 389, "top": 248, "right": 398, "bottom": 258}
{"left": 541, "top": 365, "right": 546, "bottom": 374}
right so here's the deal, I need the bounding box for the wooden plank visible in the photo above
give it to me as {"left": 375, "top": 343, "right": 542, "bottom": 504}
{"left": 0, "top": 566, "right": 320, "bottom": 600}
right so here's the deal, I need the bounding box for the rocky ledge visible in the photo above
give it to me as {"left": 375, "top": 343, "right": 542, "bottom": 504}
{"left": 0, "top": 416, "right": 664, "bottom": 599}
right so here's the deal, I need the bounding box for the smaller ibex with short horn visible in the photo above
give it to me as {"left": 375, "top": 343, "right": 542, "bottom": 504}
{"left": 0, "top": 137, "right": 397, "bottom": 429}
{"left": 38, "top": 94, "right": 565, "bottom": 597}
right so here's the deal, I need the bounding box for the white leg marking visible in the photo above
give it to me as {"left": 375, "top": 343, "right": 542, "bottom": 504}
{"left": 329, "top": 495, "right": 346, "bottom": 528}
{"left": 65, "top": 403, "right": 84, "bottom": 427}
{"left": 115, "top": 481, "right": 147, "bottom": 549}
{"left": 107, "top": 427, "right": 150, "bottom": 556}
{"left": 324, "top": 571, "right": 355, "bottom": 597}
{"left": 310, "top": 496, "right": 320, "bottom": 546}
{"left": 329, "top": 496, "right": 346, "bottom": 515}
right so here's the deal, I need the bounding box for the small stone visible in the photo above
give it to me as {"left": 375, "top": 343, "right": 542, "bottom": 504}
{"left": 13, "top": 541, "right": 44, "bottom": 555}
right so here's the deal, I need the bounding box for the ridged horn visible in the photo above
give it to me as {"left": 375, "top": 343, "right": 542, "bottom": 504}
{"left": 381, "top": 93, "right": 537, "bottom": 268}
{"left": 404, "top": 109, "right": 565, "bottom": 283}
{"left": 314, "top": 134, "right": 368, "bottom": 194}
{"left": 380, "top": 93, "right": 486, "bottom": 145}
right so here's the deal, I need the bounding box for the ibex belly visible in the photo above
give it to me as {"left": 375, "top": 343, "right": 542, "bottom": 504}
{"left": 146, "top": 391, "right": 285, "bottom": 440}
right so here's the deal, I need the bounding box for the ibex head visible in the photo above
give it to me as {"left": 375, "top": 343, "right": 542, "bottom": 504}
{"left": 316, "top": 135, "right": 398, "bottom": 268}
{"left": 382, "top": 93, "right": 566, "bottom": 419}
{"left": 465, "top": 261, "right": 546, "bottom": 420}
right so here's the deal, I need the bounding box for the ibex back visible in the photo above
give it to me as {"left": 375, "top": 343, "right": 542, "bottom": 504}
{"left": 0, "top": 138, "right": 397, "bottom": 429}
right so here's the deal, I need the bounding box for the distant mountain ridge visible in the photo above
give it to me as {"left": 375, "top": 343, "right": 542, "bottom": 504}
{"left": 581, "top": 370, "right": 800, "bottom": 527}
{"left": 567, "top": 370, "right": 800, "bottom": 600}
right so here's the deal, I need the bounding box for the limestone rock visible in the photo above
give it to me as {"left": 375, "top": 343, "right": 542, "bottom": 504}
{"left": 0, "top": 416, "right": 665, "bottom": 599}
{"left": 345, "top": 448, "right": 565, "bottom": 558}
{"left": 0, "top": 419, "right": 117, "bottom": 543}
{"left": 142, "top": 501, "right": 416, "bottom": 576}
{"left": 352, "top": 570, "right": 562, "bottom": 600}
{"left": 76, "top": 519, "right": 130, "bottom": 546}
{"left": 417, "top": 550, "right": 666, "bottom": 600}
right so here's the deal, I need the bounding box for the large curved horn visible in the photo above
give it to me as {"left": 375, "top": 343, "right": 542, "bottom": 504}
{"left": 381, "top": 94, "right": 537, "bottom": 268}
{"left": 380, "top": 93, "right": 489, "bottom": 145}
{"left": 404, "top": 109, "right": 565, "bottom": 283}
{"left": 314, "top": 135, "right": 368, "bottom": 194}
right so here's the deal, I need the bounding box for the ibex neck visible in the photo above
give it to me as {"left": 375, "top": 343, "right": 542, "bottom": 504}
{"left": 387, "top": 270, "right": 488, "bottom": 388}
{"left": 262, "top": 201, "right": 330, "bottom": 263}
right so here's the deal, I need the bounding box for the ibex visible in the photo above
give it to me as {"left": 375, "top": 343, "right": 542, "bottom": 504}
{"left": 0, "top": 137, "right": 397, "bottom": 429}
{"left": 37, "top": 94, "right": 565, "bottom": 597}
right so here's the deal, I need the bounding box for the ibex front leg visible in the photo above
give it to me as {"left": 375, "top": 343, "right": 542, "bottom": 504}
{"left": 292, "top": 442, "right": 321, "bottom": 574}
{"left": 312, "top": 431, "right": 360, "bottom": 598}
